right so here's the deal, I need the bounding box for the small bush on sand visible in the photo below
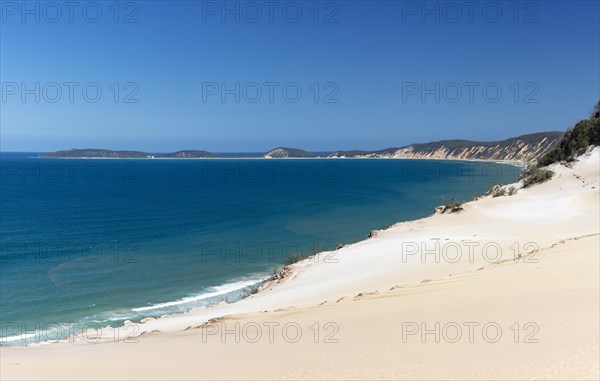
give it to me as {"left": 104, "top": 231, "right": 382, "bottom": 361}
{"left": 492, "top": 187, "right": 506, "bottom": 198}
{"left": 520, "top": 167, "right": 554, "bottom": 188}
{"left": 440, "top": 197, "right": 464, "bottom": 213}
{"left": 487, "top": 185, "right": 517, "bottom": 197}
{"left": 538, "top": 101, "right": 600, "bottom": 166}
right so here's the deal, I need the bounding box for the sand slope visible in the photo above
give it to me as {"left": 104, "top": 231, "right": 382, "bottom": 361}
{"left": 2, "top": 148, "right": 598, "bottom": 380}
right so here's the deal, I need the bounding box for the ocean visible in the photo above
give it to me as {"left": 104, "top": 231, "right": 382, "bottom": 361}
{"left": 0, "top": 153, "right": 520, "bottom": 345}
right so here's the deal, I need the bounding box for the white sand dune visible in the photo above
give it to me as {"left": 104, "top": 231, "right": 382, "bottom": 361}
{"left": 2, "top": 148, "right": 598, "bottom": 380}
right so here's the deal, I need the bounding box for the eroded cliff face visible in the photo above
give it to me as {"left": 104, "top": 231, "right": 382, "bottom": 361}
{"left": 327, "top": 132, "right": 563, "bottom": 163}
{"left": 372, "top": 137, "right": 558, "bottom": 162}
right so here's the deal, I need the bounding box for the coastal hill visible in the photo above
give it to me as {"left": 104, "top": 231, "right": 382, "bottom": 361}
{"left": 266, "top": 131, "right": 562, "bottom": 162}
{"left": 39, "top": 131, "right": 562, "bottom": 162}
{"left": 39, "top": 149, "right": 154, "bottom": 159}
{"left": 39, "top": 149, "right": 220, "bottom": 159}
{"left": 263, "top": 147, "right": 318, "bottom": 158}
{"left": 325, "top": 132, "right": 563, "bottom": 162}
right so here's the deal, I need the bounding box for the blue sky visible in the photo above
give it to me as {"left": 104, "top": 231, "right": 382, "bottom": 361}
{"left": 1, "top": 1, "right": 599, "bottom": 152}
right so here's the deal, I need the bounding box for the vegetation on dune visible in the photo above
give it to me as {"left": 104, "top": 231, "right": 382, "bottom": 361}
{"left": 519, "top": 101, "right": 599, "bottom": 188}
{"left": 538, "top": 101, "right": 600, "bottom": 167}
{"left": 486, "top": 184, "right": 517, "bottom": 198}
{"left": 438, "top": 197, "right": 465, "bottom": 213}
{"left": 492, "top": 186, "right": 506, "bottom": 197}
{"left": 520, "top": 167, "right": 555, "bottom": 188}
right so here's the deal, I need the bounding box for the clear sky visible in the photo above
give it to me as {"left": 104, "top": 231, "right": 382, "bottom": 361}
{"left": 1, "top": 0, "right": 599, "bottom": 152}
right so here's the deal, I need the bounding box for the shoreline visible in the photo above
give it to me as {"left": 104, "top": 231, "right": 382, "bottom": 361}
{"left": 1, "top": 156, "right": 522, "bottom": 347}
{"left": 2, "top": 148, "right": 598, "bottom": 379}
{"left": 29, "top": 155, "right": 528, "bottom": 167}
{"left": 3, "top": 150, "right": 594, "bottom": 349}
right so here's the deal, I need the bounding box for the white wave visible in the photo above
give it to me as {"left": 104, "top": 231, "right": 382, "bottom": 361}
{"left": 1, "top": 277, "right": 269, "bottom": 345}
{"left": 1, "top": 331, "right": 38, "bottom": 343}
{"left": 131, "top": 277, "right": 267, "bottom": 312}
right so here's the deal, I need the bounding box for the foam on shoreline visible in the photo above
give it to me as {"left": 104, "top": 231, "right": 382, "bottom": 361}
{"left": 34, "top": 148, "right": 597, "bottom": 345}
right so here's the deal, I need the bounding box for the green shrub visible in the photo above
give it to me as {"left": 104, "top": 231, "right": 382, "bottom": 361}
{"left": 520, "top": 167, "right": 554, "bottom": 188}
{"left": 441, "top": 197, "right": 464, "bottom": 213}
{"left": 488, "top": 185, "right": 517, "bottom": 197}
{"left": 492, "top": 187, "right": 506, "bottom": 198}
{"left": 590, "top": 116, "right": 600, "bottom": 146}
{"left": 538, "top": 101, "right": 600, "bottom": 166}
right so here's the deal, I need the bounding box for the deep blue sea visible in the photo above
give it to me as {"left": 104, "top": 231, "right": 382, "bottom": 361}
{"left": 0, "top": 153, "right": 520, "bottom": 344}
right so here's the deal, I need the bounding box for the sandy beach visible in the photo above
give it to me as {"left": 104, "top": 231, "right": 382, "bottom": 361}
{"left": 2, "top": 148, "right": 598, "bottom": 380}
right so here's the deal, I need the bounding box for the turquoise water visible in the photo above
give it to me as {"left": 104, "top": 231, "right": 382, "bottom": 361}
{"left": 0, "top": 153, "right": 520, "bottom": 344}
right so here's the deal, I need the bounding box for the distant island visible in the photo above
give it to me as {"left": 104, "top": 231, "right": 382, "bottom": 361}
{"left": 39, "top": 149, "right": 221, "bottom": 159}
{"left": 39, "top": 131, "right": 563, "bottom": 163}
